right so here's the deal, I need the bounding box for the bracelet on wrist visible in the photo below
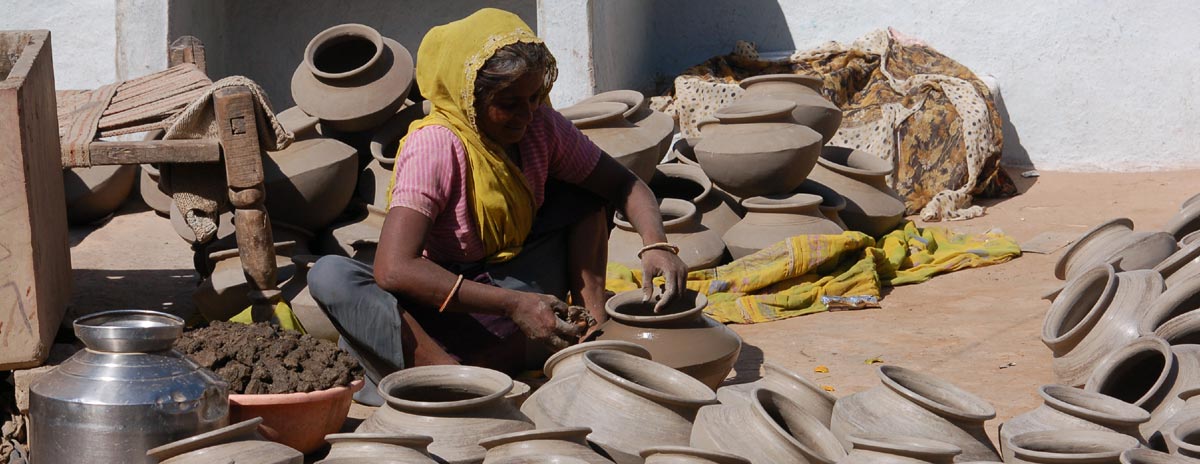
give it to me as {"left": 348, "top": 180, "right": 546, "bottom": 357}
{"left": 637, "top": 242, "right": 680, "bottom": 259}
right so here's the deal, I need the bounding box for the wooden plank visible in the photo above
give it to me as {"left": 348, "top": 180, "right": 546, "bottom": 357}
{"left": 213, "top": 87, "right": 264, "bottom": 189}
{"left": 83, "top": 139, "right": 221, "bottom": 165}
{"left": 169, "top": 36, "right": 206, "bottom": 74}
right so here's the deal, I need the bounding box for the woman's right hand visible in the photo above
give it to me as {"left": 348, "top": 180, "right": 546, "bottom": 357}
{"left": 509, "top": 293, "right": 582, "bottom": 351}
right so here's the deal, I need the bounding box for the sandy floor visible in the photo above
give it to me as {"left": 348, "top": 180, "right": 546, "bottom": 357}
{"left": 59, "top": 168, "right": 1200, "bottom": 444}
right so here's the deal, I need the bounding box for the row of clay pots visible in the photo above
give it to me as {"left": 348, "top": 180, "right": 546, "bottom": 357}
{"left": 560, "top": 90, "right": 675, "bottom": 184}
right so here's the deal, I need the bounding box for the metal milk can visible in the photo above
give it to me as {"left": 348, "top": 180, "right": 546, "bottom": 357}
{"left": 29, "top": 310, "right": 229, "bottom": 464}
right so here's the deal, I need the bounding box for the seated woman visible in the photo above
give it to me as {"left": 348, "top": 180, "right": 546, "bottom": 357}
{"left": 308, "top": 8, "right": 687, "bottom": 397}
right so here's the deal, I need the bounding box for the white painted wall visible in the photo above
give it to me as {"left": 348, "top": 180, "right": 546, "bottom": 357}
{"left": 539, "top": 0, "right": 594, "bottom": 106}
{"left": 0, "top": 0, "right": 121, "bottom": 90}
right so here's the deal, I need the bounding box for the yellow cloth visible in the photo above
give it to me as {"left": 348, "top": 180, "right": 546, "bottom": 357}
{"left": 606, "top": 222, "right": 1021, "bottom": 323}
{"left": 392, "top": 8, "right": 556, "bottom": 263}
{"left": 230, "top": 301, "right": 306, "bottom": 333}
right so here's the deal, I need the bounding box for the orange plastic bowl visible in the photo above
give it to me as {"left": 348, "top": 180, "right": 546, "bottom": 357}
{"left": 228, "top": 379, "right": 365, "bottom": 454}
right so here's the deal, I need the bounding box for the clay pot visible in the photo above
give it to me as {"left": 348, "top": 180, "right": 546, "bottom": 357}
{"left": 280, "top": 255, "right": 339, "bottom": 342}
{"left": 715, "top": 361, "right": 838, "bottom": 426}
{"left": 149, "top": 418, "right": 304, "bottom": 464}
{"left": 194, "top": 246, "right": 298, "bottom": 322}
{"left": 830, "top": 365, "right": 1000, "bottom": 462}
{"left": 1055, "top": 218, "right": 1179, "bottom": 281}
{"left": 1084, "top": 336, "right": 1200, "bottom": 438}
{"left": 561, "top": 101, "right": 662, "bottom": 183}
{"left": 668, "top": 137, "right": 702, "bottom": 167}
{"left": 542, "top": 340, "right": 652, "bottom": 382}
{"left": 999, "top": 385, "right": 1149, "bottom": 461}
{"left": 276, "top": 106, "right": 322, "bottom": 140}
{"left": 1165, "top": 417, "right": 1200, "bottom": 457}
{"left": 63, "top": 164, "right": 138, "bottom": 225}
{"left": 1041, "top": 265, "right": 1165, "bottom": 386}
{"left": 694, "top": 100, "right": 822, "bottom": 198}
{"left": 806, "top": 146, "right": 905, "bottom": 237}
{"left": 1165, "top": 201, "right": 1200, "bottom": 242}
{"left": 839, "top": 435, "right": 962, "bottom": 464}
{"left": 1139, "top": 276, "right": 1200, "bottom": 342}
{"left": 292, "top": 24, "right": 414, "bottom": 133}
{"left": 641, "top": 446, "right": 749, "bottom": 464}
{"left": 691, "top": 388, "right": 847, "bottom": 464}
{"left": 578, "top": 89, "right": 675, "bottom": 162}
{"left": 521, "top": 341, "right": 651, "bottom": 429}
{"left": 723, "top": 193, "right": 843, "bottom": 259}
{"left": 1153, "top": 241, "right": 1200, "bottom": 288}
{"left": 739, "top": 74, "right": 841, "bottom": 144}
{"left": 593, "top": 289, "right": 742, "bottom": 389}
{"left": 358, "top": 365, "right": 533, "bottom": 464}
{"left": 795, "top": 179, "right": 848, "bottom": 230}
{"left": 320, "top": 433, "right": 437, "bottom": 463}
{"left": 1121, "top": 448, "right": 1194, "bottom": 464}
{"left": 228, "top": 379, "right": 364, "bottom": 455}
{"left": 650, "top": 164, "right": 743, "bottom": 237}
{"left": 361, "top": 101, "right": 429, "bottom": 207}
{"left": 317, "top": 204, "right": 386, "bottom": 264}
{"left": 263, "top": 136, "right": 360, "bottom": 232}
{"left": 608, "top": 199, "right": 726, "bottom": 271}
{"left": 1150, "top": 387, "right": 1200, "bottom": 451}
{"left": 1006, "top": 430, "right": 1138, "bottom": 464}
{"left": 479, "top": 428, "right": 612, "bottom": 464}
{"left": 140, "top": 163, "right": 171, "bottom": 217}
{"left": 557, "top": 350, "right": 717, "bottom": 464}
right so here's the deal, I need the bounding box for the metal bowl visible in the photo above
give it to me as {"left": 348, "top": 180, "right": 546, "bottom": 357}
{"left": 73, "top": 309, "right": 184, "bottom": 353}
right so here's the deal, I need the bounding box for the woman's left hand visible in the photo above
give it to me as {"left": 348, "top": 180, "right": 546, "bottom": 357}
{"left": 640, "top": 249, "right": 689, "bottom": 312}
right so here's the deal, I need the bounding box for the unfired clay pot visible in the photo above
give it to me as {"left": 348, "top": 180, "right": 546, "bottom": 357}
{"left": 650, "top": 164, "right": 743, "bottom": 237}
{"left": 608, "top": 199, "right": 726, "bottom": 271}
{"left": 1054, "top": 218, "right": 1179, "bottom": 281}
{"left": 839, "top": 435, "right": 962, "bottom": 464}
{"left": 1140, "top": 275, "right": 1200, "bottom": 340}
{"left": 998, "top": 385, "right": 1149, "bottom": 461}
{"left": 357, "top": 365, "right": 533, "bottom": 464}
{"left": 691, "top": 388, "right": 847, "bottom": 464}
{"left": 723, "top": 193, "right": 843, "bottom": 259}
{"left": 1165, "top": 201, "right": 1200, "bottom": 242}
{"left": 694, "top": 100, "right": 822, "bottom": 198}
{"left": 806, "top": 146, "right": 905, "bottom": 237}
{"left": 562, "top": 101, "right": 662, "bottom": 183}
{"left": 1121, "top": 448, "right": 1194, "bottom": 464}
{"left": 280, "top": 254, "right": 339, "bottom": 342}
{"left": 479, "top": 428, "right": 612, "bottom": 464}
{"left": 521, "top": 341, "right": 651, "bottom": 429}
{"left": 795, "top": 179, "right": 848, "bottom": 230}
{"left": 578, "top": 89, "right": 675, "bottom": 163}
{"left": 292, "top": 24, "right": 414, "bottom": 133}
{"left": 1006, "top": 430, "right": 1138, "bottom": 464}
{"left": 739, "top": 74, "right": 841, "bottom": 144}
{"left": 140, "top": 163, "right": 171, "bottom": 217}
{"left": 640, "top": 446, "right": 749, "bottom": 464}
{"left": 542, "top": 340, "right": 652, "bottom": 381}
{"left": 593, "top": 289, "right": 742, "bottom": 389}
{"left": 148, "top": 418, "right": 304, "bottom": 464}
{"left": 1164, "top": 416, "right": 1200, "bottom": 457}
{"left": 361, "top": 100, "right": 429, "bottom": 207}
{"left": 317, "top": 204, "right": 386, "bottom": 264}
{"left": 1041, "top": 265, "right": 1165, "bottom": 386}
{"left": 63, "top": 164, "right": 138, "bottom": 225}
{"left": 262, "top": 136, "right": 360, "bottom": 232}
{"left": 830, "top": 365, "right": 1000, "bottom": 462}
{"left": 1153, "top": 240, "right": 1200, "bottom": 288}
{"left": 194, "top": 246, "right": 297, "bottom": 322}
{"left": 1151, "top": 387, "right": 1200, "bottom": 451}
{"left": 1084, "top": 336, "right": 1200, "bottom": 438}
{"left": 716, "top": 361, "right": 838, "bottom": 426}
{"left": 320, "top": 433, "right": 437, "bottom": 463}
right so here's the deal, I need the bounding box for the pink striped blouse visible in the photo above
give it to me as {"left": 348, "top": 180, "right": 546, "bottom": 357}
{"left": 389, "top": 106, "right": 602, "bottom": 264}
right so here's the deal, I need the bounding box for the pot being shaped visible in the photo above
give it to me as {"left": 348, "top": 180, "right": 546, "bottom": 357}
{"left": 292, "top": 24, "right": 414, "bottom": 132}
{"left": 194, "top": 247, "right": 297, "bottom": 322}
{"left": 651, "top": 163, "right": 743, "bottom": 237}
{"left": 560, "top": 350, "right": 717, "bottom": 464}
{"left": 562, "top": 101, "right": 662, "bottom": 183}
{"left": 998, "top": 385, "right": 1149, "bottom": 461}
{"left": 1055, "top": 218, "right": 1179, "bottom": 281}
{"left": 151, "top": 418, "right": 304, "bottom": 464}
{"left": 229, "top": 380, "right": 365, "bottom": 455}
{"left": 641, "top": 446, "right": 749, "bottom": 464}
{"left": 480, "top": 428, "right": 612, "bottom": 464}
{"left": 521, "top": 341, "right": 652, "bottom": 429}
{"left": 1165, "top": 200, "right": 1200, "bottom": 242}
{"left": 691, "top": 388, "right": 847, "bottom": 464}
{"left": 608, "top": 199, "right": 726, "bottom": 271}
{"left": 795, "top": 179, "right": 849, "bottom": 230}
{"left": 1153, "top": 240, "right": 1200, "bottom": 288}
{"left": 140, "top": 163, "right": 172, "bottom": 217}
{"left": 715, "top": 361, "right": 838, "bottom": 426}
{"left": 1141, "top": 275, "right": 1200, "bottom": 340}
{"left": 806, "top": 146, "right": 905, "bottom": 237}
{"left": 63, "top": 164, "right": 138, "bottom": 225}
{"left": 320, "top": 433, "right": 437, "bottom": 463}
{"left": 281, "top": 254, "right": 339, "bottom": 342}
{"left": 593, "top": 288, "right": 742, "bottom": 389}
{"left": 358, "top": 365, "right": 533, "bottom": 464}
{"left": 830, "top": 365, "right": 999, "bottom": 462}
{"left": 317, "top": 204, "right": 387, "bottom": 264}
{"left": 1041, "top": 266, "right": 1165, "bottom": 386}
{"left": 361, "top": 101, "right": 429, "bottom": 207}
{"left": 1084, "top": 337, "right": 1200, "bottom": 439}
{"left": 694, "top": 100, "right": 822, "bottom": 198}
{"left": 1121, "top": 448, "right": 1194, "bottom": 464}
{"left": 262, "top": 136, "right": 360, "bottom": 232}
{"left": 723, "top": 193, "right": 843, "bottom": 259}
{"left": 839, "top": 435, "right": 962, "bottom": 464}
{"left": 1006, "top": 430, "right": 1138, "bottom": 464}
{"left": 30, "top": 310, "right": 229, "bottom": 464}
{"left": 579, "top": 89, "right": 676, "bottom": 161}
{"left": 739, "top": 74, "right": 841, "bottom": 144}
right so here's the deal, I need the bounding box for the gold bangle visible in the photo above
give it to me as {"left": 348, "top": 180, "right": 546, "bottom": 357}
{"left": 438, "top": 274, "right": 465, "bottom": 312}
{"left": 637, "top": 242, "right": 680, "bottom": 259}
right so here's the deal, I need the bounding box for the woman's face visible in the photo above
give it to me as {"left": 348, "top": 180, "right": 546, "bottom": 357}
{"left": 477, "top": 70, "right": 544, "bottom": 146}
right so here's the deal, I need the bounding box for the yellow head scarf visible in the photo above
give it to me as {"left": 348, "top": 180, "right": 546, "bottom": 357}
{"left": 392, "top": 8, "right": 554, "bottom": 263}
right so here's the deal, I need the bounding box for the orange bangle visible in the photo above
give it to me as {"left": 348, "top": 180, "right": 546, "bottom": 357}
{"left": 438, "top": 274, "right": 465, "bottom": 312}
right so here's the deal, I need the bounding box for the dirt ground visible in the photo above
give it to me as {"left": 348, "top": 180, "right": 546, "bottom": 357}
{"left": 61, "top": 168, "right": 1200, "bottom": 443}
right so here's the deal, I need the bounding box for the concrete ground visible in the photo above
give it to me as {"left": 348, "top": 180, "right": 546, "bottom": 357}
{"left": 56, "top": 168, "right": 1200, "bottom": 446}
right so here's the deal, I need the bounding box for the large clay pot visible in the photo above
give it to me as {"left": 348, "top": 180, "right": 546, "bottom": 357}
{"left": 357, "top": 365, "right": 533, "bottom": 464}
{"left": 578, "top": 89, "right": 675, "bottom": 161}
{"left": 561, "top": 101, "right": 662, "bottom": 183}
{"left": 795, "top": 179, "right": 848, "bottom": 230}
{"left": 691, "top": 388, "right": 847, "bottom": 464}
{"left": 1164, "top": 416, "right": 1200, "bottom": 457}
{"left": 194, "top": 246, "right": 297, "bottom": 322}
{"left": 361, "top": 101, "right": 429, "bottom": 207}
{"left": 263, "top": 136, "right": 360, "bottom": 232}
{"left": 838, "top": 435, "right": 962, "bottom": 464}
{"left": 63, "top": 164, "right": 138, "bottom": 225}
{"left": 715, "top": 361, "right": 838, "bottom": 426}
{"left": 1006, "top": 430, "right": 1137, "bottom": 464}
{"left": 999, "top": 385, "right": 1149, "bottom": 461}
{"left": 292, "top": 24, "right": 414, "bottom": 133}
{"left": 593, "top": 289, "right": 742, "bottom": 389}
{"left": 280, "top": 255, "right": 339, "bottom": 342}
{"left": 149, "top": 418, "right": 303, "bottom": 464}
{"left": 1054, "top": 218, "right": 1179, "bottom": 281}
{"left": 558, "top": 350, "right": 717, "bottom": 464}
{"left": 1165, "top": 200, "right": 1200, "bottom": 242}
{"left": 608, "top": 199, "right": 726, "bottom": 271}
{"left": 806, "top": 146, "right": 905, "bottom": 237}
{"left": 1084, "top": 336, "right": 1200, "bottom": 438}
{"left": 723, "top": 193, "right": 843, "bottom": 259}
{"left": 1139, "top": 276, "right": 1200, "bottom": 339}
{"left": 521, "top": 341, "right": 651, "bottom": 430}
{"left": 140, "top": 163, "right": 171, "bottom": 217}
{"left": 317, "top": 204, "right": 387, "bottom": 264}
{"left": 1151, "top": 387, "right": 1200, "bottom": 451}
{"left": 542, "top": 340, "right": 652, "bottom": 382}
{"left": 1121, "top": 448, "right": 1194, "bottom": 464}
{"left": 479, "top": 428, "right": 612, "bottom": 464}
{"left": 739, "top": 74, "right": 841, "bottom": 144}
{"left": 320, "top": 433, "right": 437, "bottom": 463}
{"left": 830, "top": 365, "right": 1000, "bottom": 462}
{"left": 694, "top": 100, "right": 822, "bottom": 198}
{"left": 1153, "top": 241, "right": 1200, "bottom": 288}
{"left": 1041, "top": 265, "right": 1165, "bottom": 386}
{"left": 641, "top": 446, "right": 749, "bottom": 464}
{"left": 650, "top": 164, "right": 743, "bottom": 237}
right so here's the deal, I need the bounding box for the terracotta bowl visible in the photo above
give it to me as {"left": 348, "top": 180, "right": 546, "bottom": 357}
{"left": 229, "top": 379, "right": 364, "bottom": 454}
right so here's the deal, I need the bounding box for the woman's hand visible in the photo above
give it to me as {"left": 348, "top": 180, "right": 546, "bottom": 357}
{"left": 509, "top": 293, "right": 582, "bottom": 350}
{"left": 641, "top": 249, "right": 689, "bottom": 312}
